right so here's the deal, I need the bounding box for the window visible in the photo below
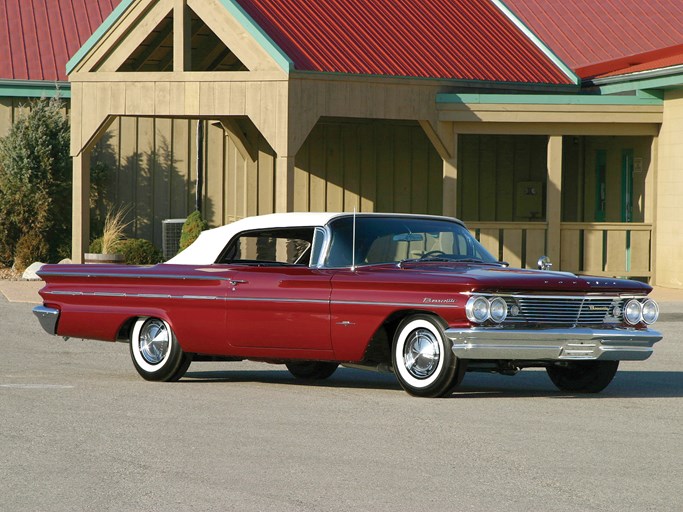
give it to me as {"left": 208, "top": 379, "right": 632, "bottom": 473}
{"left": 218, "top": 228, "right": 315, "bottom": 265}
{"left": 326, "top": 216, "right": 496, "bottom": 267}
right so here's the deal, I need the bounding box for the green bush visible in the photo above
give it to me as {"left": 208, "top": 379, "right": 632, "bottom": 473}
{"left": 89, "top": 237, "right": 104, "bottom": 254}
{"left": 178, "top": 210, "right": 208, "bottom": 253}
{"left": 89, "top": 237, "right": 162, "bottom": 265}
{"left": 0, "top": 98, "right": 70, "bottom": 266}
{"left": 119, "top": 239, "right": 162, "bottom": 265}
{"left": 14, "top": 231, "right": 49, "bottom": 273}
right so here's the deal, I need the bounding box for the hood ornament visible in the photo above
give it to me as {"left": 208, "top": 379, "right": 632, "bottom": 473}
{"left": 537, "top": 255, "right": 553, "bottom": 271}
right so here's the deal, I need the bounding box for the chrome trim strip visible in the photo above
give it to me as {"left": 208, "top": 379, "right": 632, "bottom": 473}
{"left": 333, "top": 300, "right": 456, "bottom": 308}
{"left": 446, "top": 327, "right": 662, "bottom": 361}
{"left": 464, "top": 292, "right": 647, "bottom": 300}
{"left": 37, "top": 271, "right": 229, "bottom": 281}
{"left": 42, "top": 290, "right": 455, "bottom": 308}
{"left": 33, "top": 305, "right": 60, "bottom": 335}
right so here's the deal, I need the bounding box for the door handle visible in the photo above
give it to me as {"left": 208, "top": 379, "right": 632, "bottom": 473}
{"left": 229, "top": 279, "right": 248, "bottom": 286}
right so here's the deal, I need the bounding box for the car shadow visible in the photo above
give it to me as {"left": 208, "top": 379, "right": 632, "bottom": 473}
{"left": 182, "top": 367, "right": 683, "bottom": 399}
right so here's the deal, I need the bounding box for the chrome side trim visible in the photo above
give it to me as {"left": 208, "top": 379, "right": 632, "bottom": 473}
{"left": 42, "top": 290, "right": 456, "bottom": 308}
{"left": 33, "top": 306, "right": 60, "bottom": 335}
{"left": 446, "top": 327, "right": 662, "bottom": 361}
{"left": 37, "top": 271, "right": 229, "bottom": 281}
{"left": 464, "top": 292, "right": 647, "bottom": 300}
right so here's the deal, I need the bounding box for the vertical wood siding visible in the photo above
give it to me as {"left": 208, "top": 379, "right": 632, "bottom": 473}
{"left": 294, "top": 119, "right": 442, "bottom": 214}
{"left": 457, "top": 134, "right": 548, "bottom": 222}
{"left": 96, "top": 116, "right": 276, "bottom": 247}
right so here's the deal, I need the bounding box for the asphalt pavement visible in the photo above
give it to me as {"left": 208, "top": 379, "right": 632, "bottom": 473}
{"left": 1, "top": 281, "right": 682, "bottom": 511}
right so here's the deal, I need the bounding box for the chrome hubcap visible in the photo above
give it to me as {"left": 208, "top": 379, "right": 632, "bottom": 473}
{"left": 139, "top": 319, "right": 170, "bottom": 365}
{"left": 403, "top": 328, "right": 440, "bottom": 379}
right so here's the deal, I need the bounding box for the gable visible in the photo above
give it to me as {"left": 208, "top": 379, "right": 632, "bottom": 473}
{"left": 67, "top": 0, "right": 289, "bottom": 75}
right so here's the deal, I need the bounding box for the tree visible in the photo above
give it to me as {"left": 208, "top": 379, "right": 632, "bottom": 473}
{"left": 0, "top": 97, "right": 71, "bottom": 269}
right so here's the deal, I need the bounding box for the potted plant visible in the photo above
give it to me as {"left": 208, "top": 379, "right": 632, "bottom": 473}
{"left": 84, "top": 207, "right": 129, "bottom": 264}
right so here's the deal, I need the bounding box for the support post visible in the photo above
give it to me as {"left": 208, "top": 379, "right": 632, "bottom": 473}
{"left": 547, "top": 136, "right": 563, "bottom": 265}
{"left": 647, "top": 135, "right": 658, "bottom": 283}
{"left": 443, "top": 134, "right": 458, "bottom": 217}
{"left": 71, "top": 150, "right": 91, "bottom": 263}
{"left": 174, "top": 0, "right": 191, "bottom": 72}
{"left": 275, "top": 156, "right": 295, "bottom": 212}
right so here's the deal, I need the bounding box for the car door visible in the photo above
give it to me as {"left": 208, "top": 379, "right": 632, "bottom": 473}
{"left": 225, "top": 265, "right": 333, "bottom": 351}
{"left": 220, "top": 226, "right": 334, "bottom": 352}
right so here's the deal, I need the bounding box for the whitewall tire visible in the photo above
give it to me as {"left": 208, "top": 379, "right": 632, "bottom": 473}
{"left": 392, "top": 315, "right": 462, "bottom": 397}
{"left": 130, "top": 317, "right": 192, "bottom": 382}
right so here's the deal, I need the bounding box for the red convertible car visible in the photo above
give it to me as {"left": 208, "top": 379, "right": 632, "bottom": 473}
{"left": 33, "top": 213, "right": 662, "bottom": 397}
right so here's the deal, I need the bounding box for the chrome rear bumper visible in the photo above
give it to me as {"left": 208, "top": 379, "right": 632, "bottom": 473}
{"left": 33, "top": 305, "right": 60, "bottom": 335}
{"left": 446, "top": 327, "right": 662, "bottom": 361}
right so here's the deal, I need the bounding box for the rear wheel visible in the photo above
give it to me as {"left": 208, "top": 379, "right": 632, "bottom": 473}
{"left": 392, "top": 315, "right": 461, "bottom": 397}
{"left": 130, "top": 317, "right": 192, "bottom": 382}
{"left": 546, "top": 360, "right": 619, "bottom": 393}
{"left": 286, "top": 361, "right": 339, "bottom": 380}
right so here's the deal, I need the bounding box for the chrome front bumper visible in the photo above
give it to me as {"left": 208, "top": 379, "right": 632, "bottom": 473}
{"left": 33, "top": 305, "right": 60, "bottom": 335}
{"left": 446, "top": 327, "right": 662, "bottom": 361}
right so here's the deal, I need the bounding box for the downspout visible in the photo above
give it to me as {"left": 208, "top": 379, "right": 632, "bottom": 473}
{"left": 195, "top": 120, "right": 204, "bottom": 212}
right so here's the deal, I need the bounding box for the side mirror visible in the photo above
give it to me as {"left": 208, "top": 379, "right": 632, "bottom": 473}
{"left": 537, "top": 255, "right": 552, "bottom": 271}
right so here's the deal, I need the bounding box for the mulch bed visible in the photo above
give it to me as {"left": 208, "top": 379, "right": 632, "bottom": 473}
{"left": 0, "top": 266, "right": 21, "bottom": 280}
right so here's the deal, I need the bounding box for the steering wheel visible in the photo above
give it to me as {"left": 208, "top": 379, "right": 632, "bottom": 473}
{"left": 421, "top": 250, "right": 447, "bottom": 258}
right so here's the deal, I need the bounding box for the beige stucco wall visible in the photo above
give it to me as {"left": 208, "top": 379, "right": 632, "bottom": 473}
{"left": 655, "top": 89, "right": 683, "bottom": 288}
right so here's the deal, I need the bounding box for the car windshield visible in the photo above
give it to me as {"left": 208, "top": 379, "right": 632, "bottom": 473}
{"left": 324, "top": 216, "right": 497, "bottom": 268}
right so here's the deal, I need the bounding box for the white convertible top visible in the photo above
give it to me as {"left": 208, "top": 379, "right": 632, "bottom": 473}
{"left": 166, "top": 211, "right": 460, "bottom": 265}
{"left": 165, "top": 212, "right": 343, "bottom": 265}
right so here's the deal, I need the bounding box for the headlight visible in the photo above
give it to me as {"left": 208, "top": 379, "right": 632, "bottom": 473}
{"left": 624, "top": 299, "right": 643, "bottom": 325}
{"left": 466, "top": 296, "right": 490, "bottom": 323}
{"left": 641, "top": 299, "right": 659, "bottom": 325}
{"left": 489, "top": 297, "right": 507, "bottom": 323}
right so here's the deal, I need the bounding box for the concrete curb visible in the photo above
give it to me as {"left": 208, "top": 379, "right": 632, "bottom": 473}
{"left": 0, "top": 281, "right": 43, "bottom": 304}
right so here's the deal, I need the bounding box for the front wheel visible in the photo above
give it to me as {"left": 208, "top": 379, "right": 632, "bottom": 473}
{"left": 546, "top": 361, "right": 619, "bottom": 393}
{"left": 392, "top": 315, "right": 462, "bottom": 397}
{"left": 130, "top": 317, "right": 192, "bottom": 381}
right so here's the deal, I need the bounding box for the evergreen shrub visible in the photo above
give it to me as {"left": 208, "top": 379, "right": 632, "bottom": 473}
{"left": 178, "top": 210, "right": 208, "bottom": 253}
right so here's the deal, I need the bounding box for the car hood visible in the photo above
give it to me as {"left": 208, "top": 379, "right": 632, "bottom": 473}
{"left": 367, "top": 262, "right": 651, "bottom": 294}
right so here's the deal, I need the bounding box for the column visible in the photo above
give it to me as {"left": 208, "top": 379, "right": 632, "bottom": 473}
{"left": 442, "top": 134, "right": 458, "bottom": 217}
{"left": 546, "top": 136, "right": 563, "bottom": 265}
{"left": 275, "top": 155, "right": 295, "bottom": 212}
{"left": 71, "top": 150, "right": 91, "bottom": 263}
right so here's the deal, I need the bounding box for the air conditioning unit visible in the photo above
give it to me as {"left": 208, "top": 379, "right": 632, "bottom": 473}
{"left": 161, "top": 219, "right": 186, "bottom": 260}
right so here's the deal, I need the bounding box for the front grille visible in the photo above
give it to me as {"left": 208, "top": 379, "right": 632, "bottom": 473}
{"left": 500, "top": 295, "right": 627, "bottom": 325}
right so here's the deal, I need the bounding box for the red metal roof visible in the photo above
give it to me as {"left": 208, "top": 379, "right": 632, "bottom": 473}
{"left": 505, "top": 0, "right": 683, "bottom": 78}
{"left": 237, "top": 0, "right": 574, "bottom": 84}
{"left": 0, "top": 0, "right": 119, "bottom": 81}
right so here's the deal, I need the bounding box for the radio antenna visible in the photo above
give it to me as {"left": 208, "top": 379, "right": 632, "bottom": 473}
{"left": 351, "top": 207, "right": 356, "bottom": 272}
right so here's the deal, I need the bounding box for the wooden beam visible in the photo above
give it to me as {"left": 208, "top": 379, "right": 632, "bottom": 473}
{"left": 71, "top": 150, "right": 91, "bottom": 263}
{"left": 173, "top": 0, "right": 191, "bottom": 71}
{"left": 449, "top": 122, "right": 660, "bottom": 137}
{"left": 219, "top": 118, "right": 257, "bottom": 161}
{"left": 547, "top": 136, "right": 563, "bottom": 265}
{"left": 186, "top": 0, "right": 284, "bottom": 73}
{"left": 98, "top": 0, "right": 173, "bottom": 72}
{"left": 419, "top": 120, "right": 454, "bottom": 160}
{"left": 131, "top": 15, "right": 173, "bottom": 71}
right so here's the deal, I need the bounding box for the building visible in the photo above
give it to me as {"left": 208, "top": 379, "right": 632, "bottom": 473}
{"left": 2, "top": 0, "right": 683, "bottom": 287}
